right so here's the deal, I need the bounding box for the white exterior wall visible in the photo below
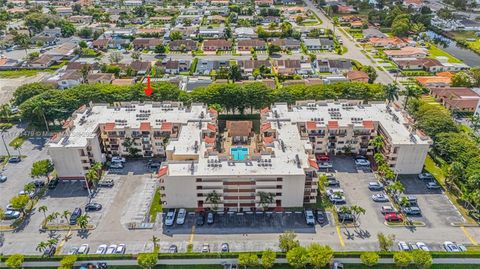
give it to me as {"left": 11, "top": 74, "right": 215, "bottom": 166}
{"left": 162, "top": 175, "right": 200, "bottom": 208}
{"left": 48, "top": 147, "right": 87, "bottom": 179}
{"left": 393, "top": 143, "right": 430, "bottom": 174}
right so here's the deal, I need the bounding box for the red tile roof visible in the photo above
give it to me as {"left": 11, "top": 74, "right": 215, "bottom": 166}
{"left": 362, "top": 120, "right": 374, "bottom": 130}
{"left": 327, "top": 121, "right": 339, "bottom": 129}
{"left": 207, "top": 123, "right": 217, "bottom": 132}
{"left": 209, "top": 108, "right": 218, "bottom": 115}
{"left": 309, "top": 159, "right": 319, "bottom": 169}
{"left": 261, "top": 122, "right": 272, "bottom": 132}
{"left": 139, "top": 122, "right": 151, "bottom": 131}
{"left": 204, "top": 136, "right": 216, "bottom": 144}
{"left": 306, "top": 121, "right": 317, "bottom": 130}
{"left": 260, "top": 107, "right": 270, "bottom": 114}
{"left": 263, "top": 136, "right": 274, "bottom": 144}
{"left": 161, "top": 122, "right": 173, "bottom": 131}
{"left": 157, "top": 166, "right": 168, "bottom": 177}
{"left": 104, "top": 122, "right": 116, "bottom": 131}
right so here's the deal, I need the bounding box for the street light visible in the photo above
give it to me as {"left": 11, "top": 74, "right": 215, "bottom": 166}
{"left": 1, "top": 130, "right": 10, "bottom": 158}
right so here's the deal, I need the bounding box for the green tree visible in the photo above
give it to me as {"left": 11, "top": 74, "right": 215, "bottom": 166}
{"left": 360, "top": 252, "right": 380, "bottom": 267}
{"left": 350, "top": 205, "right": 366, "bottom": 225}
{"left": 411, "top": 250, "right": 432, "bottom": 269}
{"left": 77, "top": 214, "right": 90, "bottom": 230}
{"left": 13, "top": 83, "right": 55, "bottom": 106}
{"left": 391, "top": 14, "right": 410, "bottom": 37}
{"left": 31, "top": 159, "right": 54, "bottom": 178}
{"left": 10, "top": 195, "right": 30, "bottom": 213}
{"left": 278, "top": 231, "right": 300, "bottom": 252}
{"left": 109, "top": 51, "right": 123, "bottom": 64}
{"left": 0, "top": 207, "right": 5, "bottom": 220}
{"left": 394, "top": 251, "right": 413, "bottom": 268}
{"left": 62, "top": 210, "right": 71, "bottom": 223}
{"left": 154, "top": 44, "right": 166, "bottom": 54}
{"left": 260, "top": 249, "right": 276, "bottom": 269}
{"left": 137, "top": 253, "right": 157, "bottom": 269}
{"left": 267, "top": 44, "right": 281, "bottom": 56}
{"left": 286, "top": 246, "right": 308, "bottom": 269}
{"left": 257, "top": 191, "right": 274, "bottom": 211}
{"left": 5, "top": 254, "right": 24, "bottom": 269}
{"left": 228, "top": 65, "right": 242, "bottom": 82}
{"left": 384, "top": 84, "right": 399, "bottom": 104}
{"left": 59, "top": 255, "right": 78, "bottom": 269}
{"left": 471, "top": 115, "right": 480, "bottom": 133}
{"left": 403, "top": 85, "right": 422, "bottom": 109}
{"left": 169, "top": 31, "right": 182, "bottom": 41}
{"left": 369, "top": 136, "right": 384, "bottom": 153}
{"left": 36, "top": 241, "right": 47, "bottom": 253}
{"left": 451, "top": 71, "right": 473, "bottom": 87}
{"left": 13, "top": 33, "right": 31, "bottom": 56}
{"left": 361, "top": 66, "right": 377, "bottom": 84}
{"left": 377, "top": 233, "right": 395, "bottom": 251}
{"left": 60, "top": 21, "right": 75, "bottom": 37}
{"left": 151, "top": 235, "right": 160, "bottom": 253}
{"left": 238, "top": 253, "right": 259, "bottom": 269}
{"left": 306, "top": 243, "right": 334, "bottom": 269}
{"left": 206, "top": 190, "right": 221, "bottom": 211}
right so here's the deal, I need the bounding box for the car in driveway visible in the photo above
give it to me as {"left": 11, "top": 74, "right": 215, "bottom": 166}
{"left": 201, "top": 243, "right": 210, "bottom": 253}
{"left": 426, "top": 181, "right": 441, "bottom": 189}
{"left": 418, "top": 173, "right": 434, "bottom": 180}
{"left": 85, "top": 203, "right": 102, "bottom": 212}
{"left": 416, "top": 242, "right": 430, "bottom": 251}
{"left": 196, "top": 213, "right": 205, "bottom": 226}
{"left": 77, "top": 244, "right": 89, "bottom": 254}
{"left": 403, "top": 206, "right": 422, "bottom": 215}
{"left": 398, "top": 241, "right": 410, "bottom": 251}
{"left": 444, "top": 241, "right": 462, "bottom": 252}
{"left": 165, "top": 209, "right": 176, "bottom": 226}
{"left": 176, "top": 208, "right": 186, "bottom": 225}
{"left": 207, "top": 212, "right": 214, "bottom": 225}
{"left": 368, "top": 181, "right": 384, "bottom": 191}
{"left": 221, "top": 243, "right": 229, "bottom": 252}
{"left": 372, "top": 193, "right": 389, "bottom": 202}
{"left": 385, "top": 213, "right": 403, "bottom": 222}
{"left": 96, "top": 244, "right": 107, "bottom": 254}
{"left": 115, "top": 244, "right": 126, "bottom": 254}
{"left": 0, "top": 174, "right": 7, "bottom": 182}
{"left": 106, "top": 245, "right": 117, "bottom": 254}
{"left": 305, "top": 210, "right": 315, "bottom": 225}
{"left": 381, "top": 206, "right": 397, "bottom": 214}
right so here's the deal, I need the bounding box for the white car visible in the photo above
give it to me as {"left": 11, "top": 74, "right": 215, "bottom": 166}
{"left": 115, "top": 244, "right": 126, "bottom": 254}
{"left": 305, "top": 210, "right": 315, "bottom": 225}
{"left": 67, "top": 246, "right": 79, "bottom": 255}
{"left": 418, "top": 173, "right": 434, "bottom": 180}
{"left": 326, "top": 188, "right": 344, "bottom": 197}
{"left": 111, "top": 156, "right": 126, "bottom": 163}
{"left": 381, "top": 206, "right": 397, "bottom": 214}
{"left": 0, "top": 174, "right": 7, "bottom": 182}
{"left": 443, "top": 241, "right": 461, "bottom": 252}
{"left": 201, "top": 243, "right": 210, "bottom": 253}
{"left": 355, "top": 159, "right": 370, "bottom": 166}
{"left": 165, "top": 209, "right": 176, "bottom": 226}
{"left": 96, "top": 244, "right": 107, "bottom": 254}
{"left": 409, "top": 243, "right": 419, "bottom": 250}
{"left": 368, "top": 182, "right": 384, "bottom": 191}
{"left": 372, "top": 193, "right": 389, "bottom": 202}
{"left": 398, "top": 241, "right": 410, "bottom": 251}
{"left": 426, "top": 181, "right": 441, "bottom": 189}
{"left": 77, "top": 244, "right": 89, "bottom": 254}
{"left": 106, "top": 244, "right": 117, "bottom": 254}
{"left": 416, "top": 242, "right": 430, "bottom": 251}
{"left": 109, "top": 163, "right": 123, "bottom": 169}
{"left": 176, "top": 208, "right": 186, "bottom": 225}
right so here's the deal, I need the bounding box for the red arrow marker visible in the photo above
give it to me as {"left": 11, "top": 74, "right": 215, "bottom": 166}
{"left": 144, "top": 75, "right": 153, "bottom": 97}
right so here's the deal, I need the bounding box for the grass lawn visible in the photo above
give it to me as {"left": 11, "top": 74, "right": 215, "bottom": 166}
{"left": 0, "top": 69, "right": 47, "bottom": 78}
{"left": 272, "top": 264, "right": 480, "bottom": 269}
{"left": 447, "top": 31, "right": 478, "bottom": 41}
{"left": 427, "top": 43, "right": 462, "bottom": 63}
{"left": 9, "top": 136, "right": 25, "bottom": 147}
{"left": 466, "top": 39, "right": 480, "bottom": 53}
{"left": 149, "top": 188, "right": 163, "bottom": 222}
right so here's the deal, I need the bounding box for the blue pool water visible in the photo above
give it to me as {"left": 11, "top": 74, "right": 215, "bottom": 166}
{"left": 231, "top": 147, "right": 249, "bottom": 161}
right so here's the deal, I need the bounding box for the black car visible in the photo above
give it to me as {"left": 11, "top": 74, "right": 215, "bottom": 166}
{"left": 80, "top": 262, "right": 107, "bottom": 269}
{"left": 48, "top": 178, "right": 59, "bottom": 189}
{"left": 70, "top": 207, "right": 82, "bottom": 225}
{"left": 85, "top": 203, "right": 102, "bottom": 212}
{"left": 196, "top": 213, "right": 205, "bottom": 226}
{"left": 8, "top": 156, "right": 21, "bottom": 163}
{"left": 33, "top": 180, "right": 45, "bottom": 187}
{"left": 43, "top": 246, "right": 56, "bottom": 257}
{"left": 316, "top": 210, "right": 327, "bottom": 224}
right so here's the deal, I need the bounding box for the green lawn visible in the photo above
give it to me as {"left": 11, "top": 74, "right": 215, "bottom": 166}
{"left": 0, "top": 69, "right": 48, "bottom": 78}
{"left": 272, "top": 264, "right": 480, "bottom": 269}
{"left": 427, "top": 43, "right": 462, "bottom": 63}
{"left": 9, "top": 136, "right": 25, "bottom": 147}
{"left": 149, "top": 188, "right": 163, "bottom": 222}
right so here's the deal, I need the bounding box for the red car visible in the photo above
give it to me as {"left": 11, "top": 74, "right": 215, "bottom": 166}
{"left": 316, "top": 154, "right": 330, "bottom": 162}
{"left": 385, "top": 213, "right": 403, "bottom": 222}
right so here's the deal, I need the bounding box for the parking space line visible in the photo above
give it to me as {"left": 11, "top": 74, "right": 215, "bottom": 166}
{"left": 460, "top": 226, "right": 478, "bottom": 245}
{"left": 335, "top": 225, "right": 345, "bottom": 247}
{"left": 189, "top": 225, "right": 196, "bottom": 244}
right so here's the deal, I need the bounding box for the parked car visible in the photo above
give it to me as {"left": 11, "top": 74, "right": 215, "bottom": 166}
{"left": 115, "top": 244, "right": 126, "bottom": 254}
{"left": 0, "top": 174, "right": 7, "bottom": 182}
{"left": 426, "top": 181, "right": 441, "bottom": 189}
{"left": 318, "top": 162, "right": 333, "bottom": 169}
{"left": 176, "top": 208, "right": 186, "bottom": 225}
{"left": 329, "top": 194, "right": 346, "bottom": 204}
{"left": 105, "top": 244, "right": 117, "bottom": 254}
{"left": 85, "top": 203, "right": 102, "bottom": 212}
{"left": 321, "top": 173, "right": 335, "bottom": 179}
{"left": 418, "top": 173, "right": 434, "bottom": 180}
{"left": 337, "top": 211, "right": 354, "bottom": 222}
{"left": 315, "top": 210, "right": 327, "bottom": 224}
{"left": 201, "top": 243, "right": 210, "bottom": 253}
{"left": 354, "top": 159, "right": 370, "bottom": 166}
{"left": 109, "top": 163, "right": 123, "bottom": 169}
{"left": 196, "top": 213, "right": 205, "bottom": 226}
{"left": 221, "top": 243, "right": 229, "bottom": 252}
{"left": 372, "top": 193, "right": 389, "bottom": 202}
{"left": 33, "top": 180, "right": 45, "bottom": 187}
{"left": 368, "top": 181, "right": 384, "bottom": 191}
{"left": 409, "top": 243, "right": 419, "bottom": 250}
{"left": 395, "top": 195, "right": 417, "bottom": 206}
{"left": 443, "top": 241, "right": 461, "bottom": 252}
{"left": 381, "top": 206, "right": 397, "bottom": 215}
{"left": 4, "top": 210, "right": 21, "bottom": 220}
{"left": 77, "top": 244, "right": 89, "bottom": 254}
{"left": 6, "top": 204, "right": 19, "bottom": 211}
{"left": 398, "top": 241, "right": 410, "bottom": 251}
{"left": 165, "top": 209, "right": 176, "bottom": 226}
{"left": 403, "top": 206, "right": 422, "bottom": 215}
{"left": 168, "top": 245, "right": 178, "bottom": 253}
{"left": 416, "top": 242, "right": 430, "bottom": 251}
{"left": 69, "top": 207, "right": 82, "bottom": 225}
{"left": 385, "top": 213, "right": 403, "bottom": 222}
{"left": 332, "top": 261, "right": 344, "bottom": 269}
{"left": 43, "top": 246, "right": 56, "bottom": 257}
{"left": 96, "top": 244, "right": 107, "bottom": 254}
{"left": 111, "top": 156, "right": 126, "bottom": 163}
{"left": 325, "top": 178, "right": 340, "bottom": 186}
{"left": 68, "top": 246, "right": 79, "bottom": 255}
{"left": 98, "top": 179, "right": 114, "bottom": 187}
{"left": 19, "top": 190, "right": 36, "bottom": 198}
{"left": 305, "top": 209, "right": 315, "bottom": 225}
{"left": 326, "top": 188, "right": 344, "bottom": 197}
{"left": 8, "top": 156, "right": 21, "bottom": 163}
{"left": 207, "top": 212, "right": 214, "bottom": 225}
{"left": 48, "top": 178, "right": 59, "bottom": 189}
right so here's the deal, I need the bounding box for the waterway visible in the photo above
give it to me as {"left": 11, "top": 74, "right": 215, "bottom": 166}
{"left": 425, "top": 31, "right": 480, "bottom": 67}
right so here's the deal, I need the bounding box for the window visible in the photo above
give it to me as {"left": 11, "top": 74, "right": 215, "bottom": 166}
{"left": 277, "top": 178, "right": 283, "bottom": 182}
{"left": 196, "top": 178, "right": 202, "bottom": 182}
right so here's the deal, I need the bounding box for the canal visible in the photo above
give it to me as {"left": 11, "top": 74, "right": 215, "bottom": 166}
{"left": 425, "top": 31, "right": 480, "bottom": 67}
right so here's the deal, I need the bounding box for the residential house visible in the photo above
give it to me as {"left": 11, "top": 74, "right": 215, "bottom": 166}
{"left": 238, "top": 60, "right": 271, "bottom": 75}
{"left": 92, "top": 38, "right": 111, "bottom": 50}
{"left": 58, "top": 71, "right": 82, "bottom": 89}
{"left": 403, "top": 0, "right": 424, "bottom": 10}
{"left": 28, "top": 55, "right": 57, "bottom": 69}
{"left": 170, "top": 27, "right": 199, "bottom": 39}
{"left": 271, "top": 38, "right": 301, "bottom": 51}
{"left": 56, "top": 7, "right": 72, "bottom": 17}
{"left": 203, "top": 39, "right": 232, "bottom": 51}
{"left": 429, "top": 87, "right": 480, "bottom": 112}
{"left": 319, "top": 38, "right": 335, "bottom": 50}
{"left": 394, "top": 58, "right": 444, "bottom": 72}
{"left": 416, "top": 73, "right": 453, "bottom": 88}
{"left": 384, "top": 47, "right": 427, "bottom": 59}
{"left": 0, "top": 58, "right": 21, "bottom": 70}
{"left": 337, "top": 5, "right": 355, "bottom": 14}
{"left": 45, "top": 42, "right": 77, "bottom": 59}
{"left": 169, "top": 40, "right": 197, "bottom": 52}
{"left": 255, "top": 0, "right": 274, "bottom": 5}
{"left": 199, "top": 26, "right": 225, "bottom": 38}
{"left": 207, "top": 15, "right": 226, "bottom": 24}
{"left": 363, "top": 28, "right": 386, "bottom": 39}
{"left": 69, "top": 15, "right": 93, "bottom": 24}
{"left": 130, "top": 60, "right": 151, "bottom": 76}
{"left": 303, "top": 38, "right": 322, "bottom": 50}
{"left": 150, "top": 16, "right": 173, "bottom": 24}
{"left": 273, "top": 59, "right": 301, "bottom": 75}
{"left": 176, "top": 15, "right": 201, "bottom": 26}
{"left": 237, "top": 39, "right": 266, "bottom": 52}
{"left": 346, "top": 70, "right": 369, "bottom": 83}
{"left": 157, "top": 59, "right": 191, "bottom": 74}
{"left": 132, "top": 38, "right": 162, "bottom": 50}
{"left": 195, "top": 60, "right": 230, "bottom": 75}
{"left": 234, "top": 27, "right": 257, "bottom": 38}
{"left": 87, "top": 73, "right": 115, "bottom": 84}
{"left": 328, "top": 59, "right": 352, "bottom": 73}
{"left": 369, "top": 37, "right": 413, "bottom": 49}
{"left": 31, "top": 35, "right": 58, "bottom": 46}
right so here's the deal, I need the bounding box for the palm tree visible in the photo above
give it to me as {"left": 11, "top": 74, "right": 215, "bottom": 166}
{"left": 384, "top": 84, "right": 399, "bottom": 104}
{"left": 338, "top": 206, "right": 351, "bottom": 225}
{"left": 80, "top": 64, "right": 92, "bottom": 84}
{"left": 257, "top": 192, "right": 275, "bottom": 211}
{"left": 61, "top": 210, "right": 71, "bottom": 223}
{"left": 77, "top": 214, "right": 90, "bottom": 231}
{"left": 151, "top": 235, "right": 160, "bottom": 253}
{"left": 36, "top": 241, "right": 47, "bottom": 253}
{"left": 45, "top": 213, "right": 55, "bottom": 225}
{"left": 38, "top": 205, "right": 48, "bottom": 220}
{"left": 402, "top": 85, "right": 422, "bottom": 109}
{"left": 369, "top": 136, "right": 384, "bottom": 153}
{"left": 0, "top": 104, "right": 11, "bottom": 121}
{"left": 387, "top": 181, "right": 405, "bottom": 195}
{"left": 206, "top": 191, "right": 221, "bottom": 211}
{"left": 52, "top": 211, "right": 60, "bottom": 224}
{"left": 24, "top": 182, "right": 36, "bottom": 193}
{"left": 46, "top": 238, "right": 58, "bottom": 248}
{"left": 350, "top": 205, "right": 366, "bottom": 226}
{"left": 12, "top": 140, "right": 22, "bottom": 158}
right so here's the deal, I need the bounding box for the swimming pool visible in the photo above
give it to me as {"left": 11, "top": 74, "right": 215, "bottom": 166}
{"left": 231, "top": 147, "right": 249, "bottom": 161}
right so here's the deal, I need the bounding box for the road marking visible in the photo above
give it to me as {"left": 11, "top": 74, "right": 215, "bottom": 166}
{"left": 461, "top": 226, "right": 478, "bottom": 245}
{"left": 55, "top": 229, "right": 72, "bottom": 255}
{"left": 189, "top": 225, "right": 196, "bottom": 245}
{"left": 335, "top": 225, "right": 345, "bottom": 247}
